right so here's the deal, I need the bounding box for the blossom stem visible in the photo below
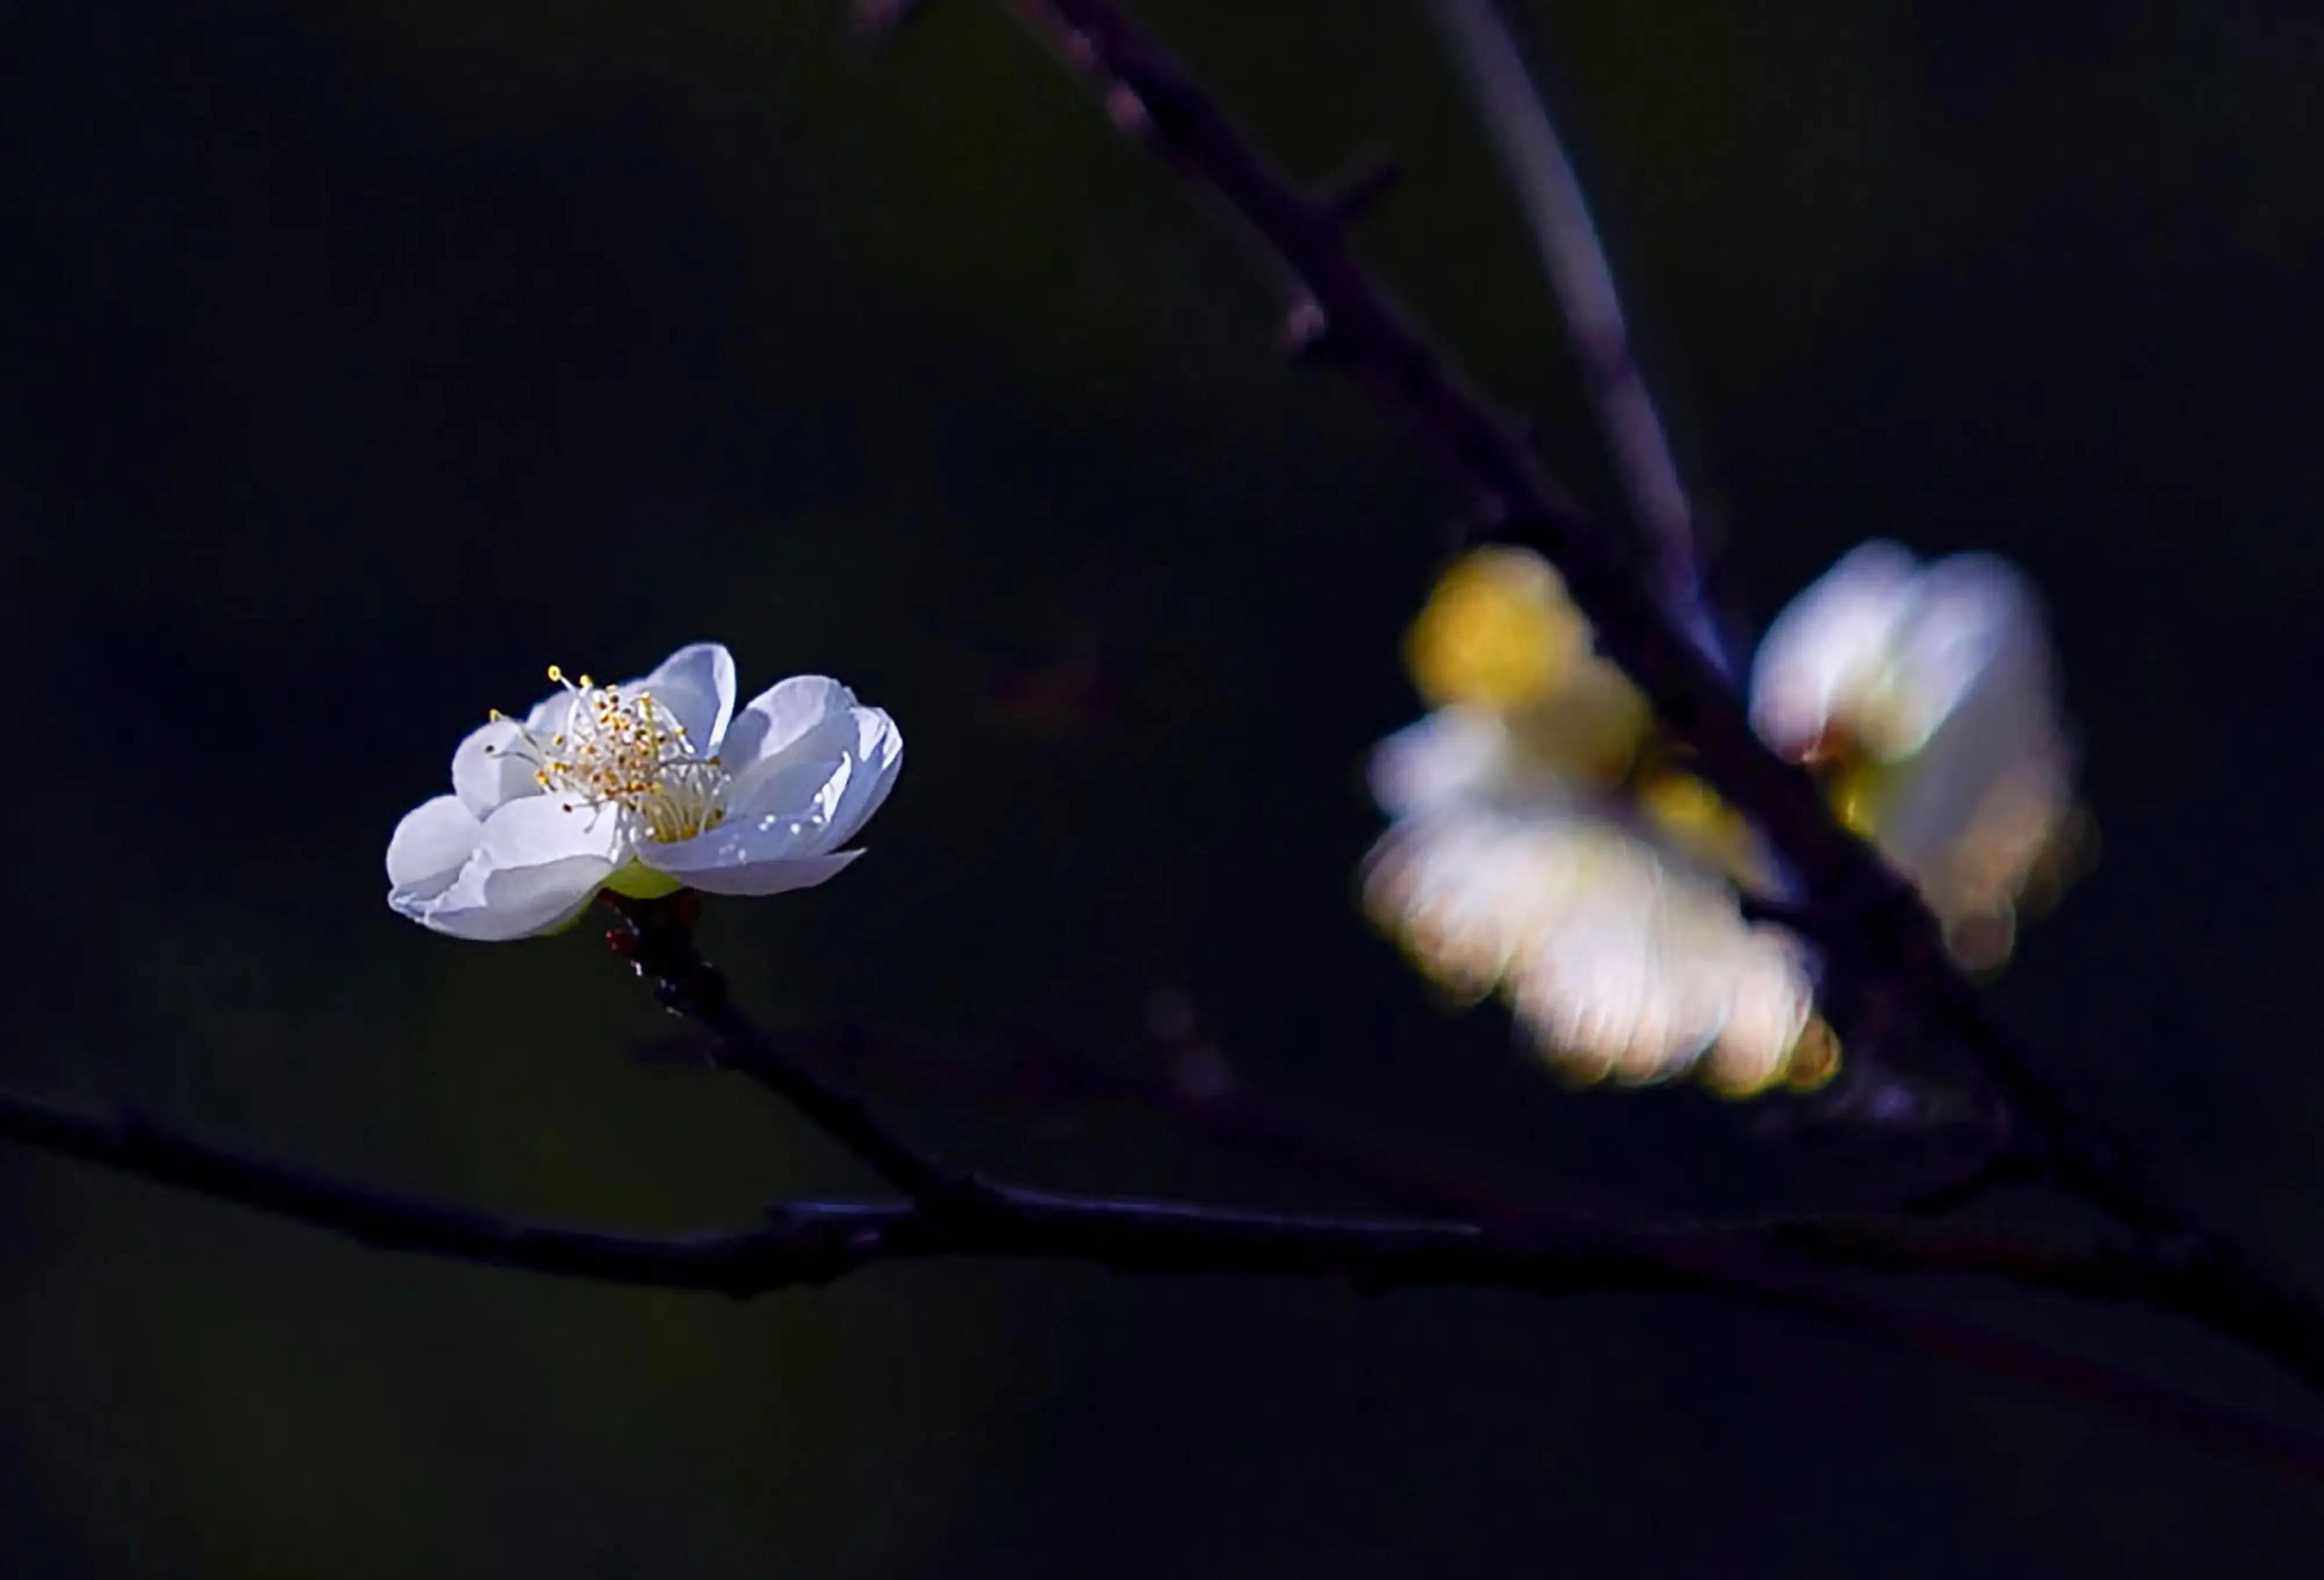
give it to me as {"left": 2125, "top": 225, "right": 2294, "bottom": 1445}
{"left": 600, "top": 891, "right": 960, "bottom": 1205}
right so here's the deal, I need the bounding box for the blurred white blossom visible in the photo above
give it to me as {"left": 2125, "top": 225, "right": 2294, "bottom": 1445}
{"left": 1363, "top": 550, "right": 1834, "bottom": 1096}
{"left": 1751, "top": 542, "right": 2081, "bottom": 966}
{"left": 387, "top": 643, "right": 902, "bottom": 940}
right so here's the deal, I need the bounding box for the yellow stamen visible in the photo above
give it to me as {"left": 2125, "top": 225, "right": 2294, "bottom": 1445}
{"left": 489, "top": 662, "right": 733, "bottom": 844}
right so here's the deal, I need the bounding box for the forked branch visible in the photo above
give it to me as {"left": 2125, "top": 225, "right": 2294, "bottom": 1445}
{"left": 6, "top": 981, "right": 2324, "bottom": 1485}
{"left": 963, "top": 0, "right": 2324, "bottom": 1394}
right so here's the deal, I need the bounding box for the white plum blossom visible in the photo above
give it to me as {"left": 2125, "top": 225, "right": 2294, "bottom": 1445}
{"left": 386, "top": 643, "right": 902, "bottom": 940}
{"left": 1750, "top": 542, "right": 2078, "bottom": 965}
{"left": 1365, "top": 539, "right": 2082, "bottom": 1090}
{"left": 1365, "top": 712, "right": 1828, "bottom": 1095}
{"left": 1364, "top": 550, "right": 1834, "bottom": 1097}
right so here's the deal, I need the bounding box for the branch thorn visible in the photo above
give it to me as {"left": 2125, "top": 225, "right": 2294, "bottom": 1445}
{"left": 1281, "top": 298, "right": 1344, "bottom": 366}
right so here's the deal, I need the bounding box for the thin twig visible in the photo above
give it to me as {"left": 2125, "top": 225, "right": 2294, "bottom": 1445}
{"left": 604, "top": 891, "right": 956, "bottom": 1205}
{"left": 1422, "top": 0, "right": 1724, "bottom": 667}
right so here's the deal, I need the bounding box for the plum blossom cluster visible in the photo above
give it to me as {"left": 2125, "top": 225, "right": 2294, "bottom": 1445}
{"left": 387, "top": 643, "right": 902, "bottom": 940}
{"left": 1364, "top": 544, "right": 2078, "bottom": 1097}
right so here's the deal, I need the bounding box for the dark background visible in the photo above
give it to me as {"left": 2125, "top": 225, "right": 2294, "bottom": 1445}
{"left": 5, "top": 1, "right": 2322, "bottom": 1572}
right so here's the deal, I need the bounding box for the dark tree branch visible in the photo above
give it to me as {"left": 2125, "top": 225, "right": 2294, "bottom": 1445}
{"left": 9, "top": 1075, "right": 2324, "bottom": 1483}
{"left": 966, "top": 0, "right": 2324, "bottom": 1394}
{"left": 0, "top": 1085, "right": 884, "bottom": 1295}
{"left": 984, "top": 0, "right": 1983, "bottom": 1122}
{"left": 603, "top": 890, "right": 2324, "bottom": 1420}
{"left": 3, "top": 0, "right": 2305, "bottom": 1510}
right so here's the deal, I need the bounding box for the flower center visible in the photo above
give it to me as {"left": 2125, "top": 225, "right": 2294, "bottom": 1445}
{"left": 492, "top": 665, "right": 730, "bottom": 844}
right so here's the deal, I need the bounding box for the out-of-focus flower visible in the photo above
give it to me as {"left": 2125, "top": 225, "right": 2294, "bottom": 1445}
{"left": 1364, "top": 549, "right": 1837, "bottom": 1096}
{"left": 1401, "top": 546, "right": 1650, "bottom": 788}
{"left": 386, "top": 643, "right": 902, "bottom": 940}
{"left": 1750, "top": 542, "right": 2082, "bottom": 967}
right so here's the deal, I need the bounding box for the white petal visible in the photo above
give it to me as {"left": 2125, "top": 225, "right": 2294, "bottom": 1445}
{"left": 389, "top": 798, "right": 623, "bottom": 940}
{"left": 1365, "top": 803, "right": 1618, "bottom": 1005}
{"left": 1368, "top": 708, "right": 1511, "bottom": 816}
{"left": 525, "top": 687, "right": 576, "bottom": 739}
{"left": 1368, "top": 798, "right": 1820, "bottom": 1091}
{"left": 1502, "top": 825, "right": 1672, "bottom": 1076}
{"left": 644, "top": 799, "right": 841, "bottom": 876}
{"left": 1759, "top": 547, "right": 2074, "bottom": 920}
{"left": 716, "top": 702, "right": 901, "bottom": 853}
{"left": 655, "top": 849, "right": 862, "bottom": 898}
{"left": 1749, "top": 540, "right": 1920, "bottom": 757}
{"left": 480, "top": 793, "right": 629, "bottom": 870}
{"left": 720, "top": 712, "right": 857, "bottom": 824}
{"left": 722, "top": 675, "right": 856, "bottom": 768}
{"left": 1705, "top": 932, "right": 1816, "bottom": 1091}
{"left": 396, "top": 852, "right": 615, "bottom": 940}
{"left": 627, "top": 643, "right": 736, "bottom": 755}
{"left": 1872, "top": 553, "right": 2045, "bottom": 757}
{"left": 385, "top": 794, "right": 481, "bottom": 892}
{"left": 451, "top": 719, "right": 539, "bottom": 820}
{"left": 808, "top": 707, "right": 903, "bottom": 854}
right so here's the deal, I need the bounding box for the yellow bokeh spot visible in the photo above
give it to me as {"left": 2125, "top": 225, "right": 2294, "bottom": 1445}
{"left": 1509, "top": 664, "right": 1654, "bottom": 787}
{"left": 1405, "top": 547, "right": 1591, "bottom": 714}
{"left": 1781, "top": 1016, "right": 1844, "bottom": 1091}
{"left": 1637, "top": 769, "right": 1753, "bottom": 874}
{"left": 1695, "top": 1016, "right": 1842, "bottom": 1100}
{"left": 1822, "top": 750, "right": 1892, "bottom": 840}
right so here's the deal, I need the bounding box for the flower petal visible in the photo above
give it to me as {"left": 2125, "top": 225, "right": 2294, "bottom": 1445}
{"left": 1703, "top": 932, "right": 1816, "bottom": 1094}
{"left": 657, "top": 848, "right": 862, "bottom": 898}
{"left": 1366, "top": 798, "right": 1819, "bottom": 1093}
{"left": 451, "top": 719, "right": 540, "bottom": 820}
{"left": 626, "top": 642, "right": 736, "bottom": 756}
{"left": 644, "top": 799, "right": 840, "bottom": 877}
{"left": 809, "top": 707, "right": 903, "bottom": 854}
{"left": 719, "top": 705, "right": 901, "bottom": 854}
{"left": 479, "top": 793, "right": 629, "bottom": 871}
{"left": 722, "top": 675, "right": 856, "bottom": 768}
{"left": 1874, "top": 554, "right": 2043, "bottom": 757}
{"left": 389, "top": 797, "right": 624, "bottom": 940}
{"left": 525, "top": 686, "right": 576, "bottom": 739}
{"left": 1368, "top": 708, "right": 1512, "bottom": 817}
{"left": 395, "top": 852, "right": 615, "bottom": 940}
{"left": 719, "top": 713, "right": 856, "bottom": 825}
{"left": 1748, "top": 540, "right": 1920, "bottom": 759}
{"left": 385, "top": 794, "right": 481, "bottom": 892}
